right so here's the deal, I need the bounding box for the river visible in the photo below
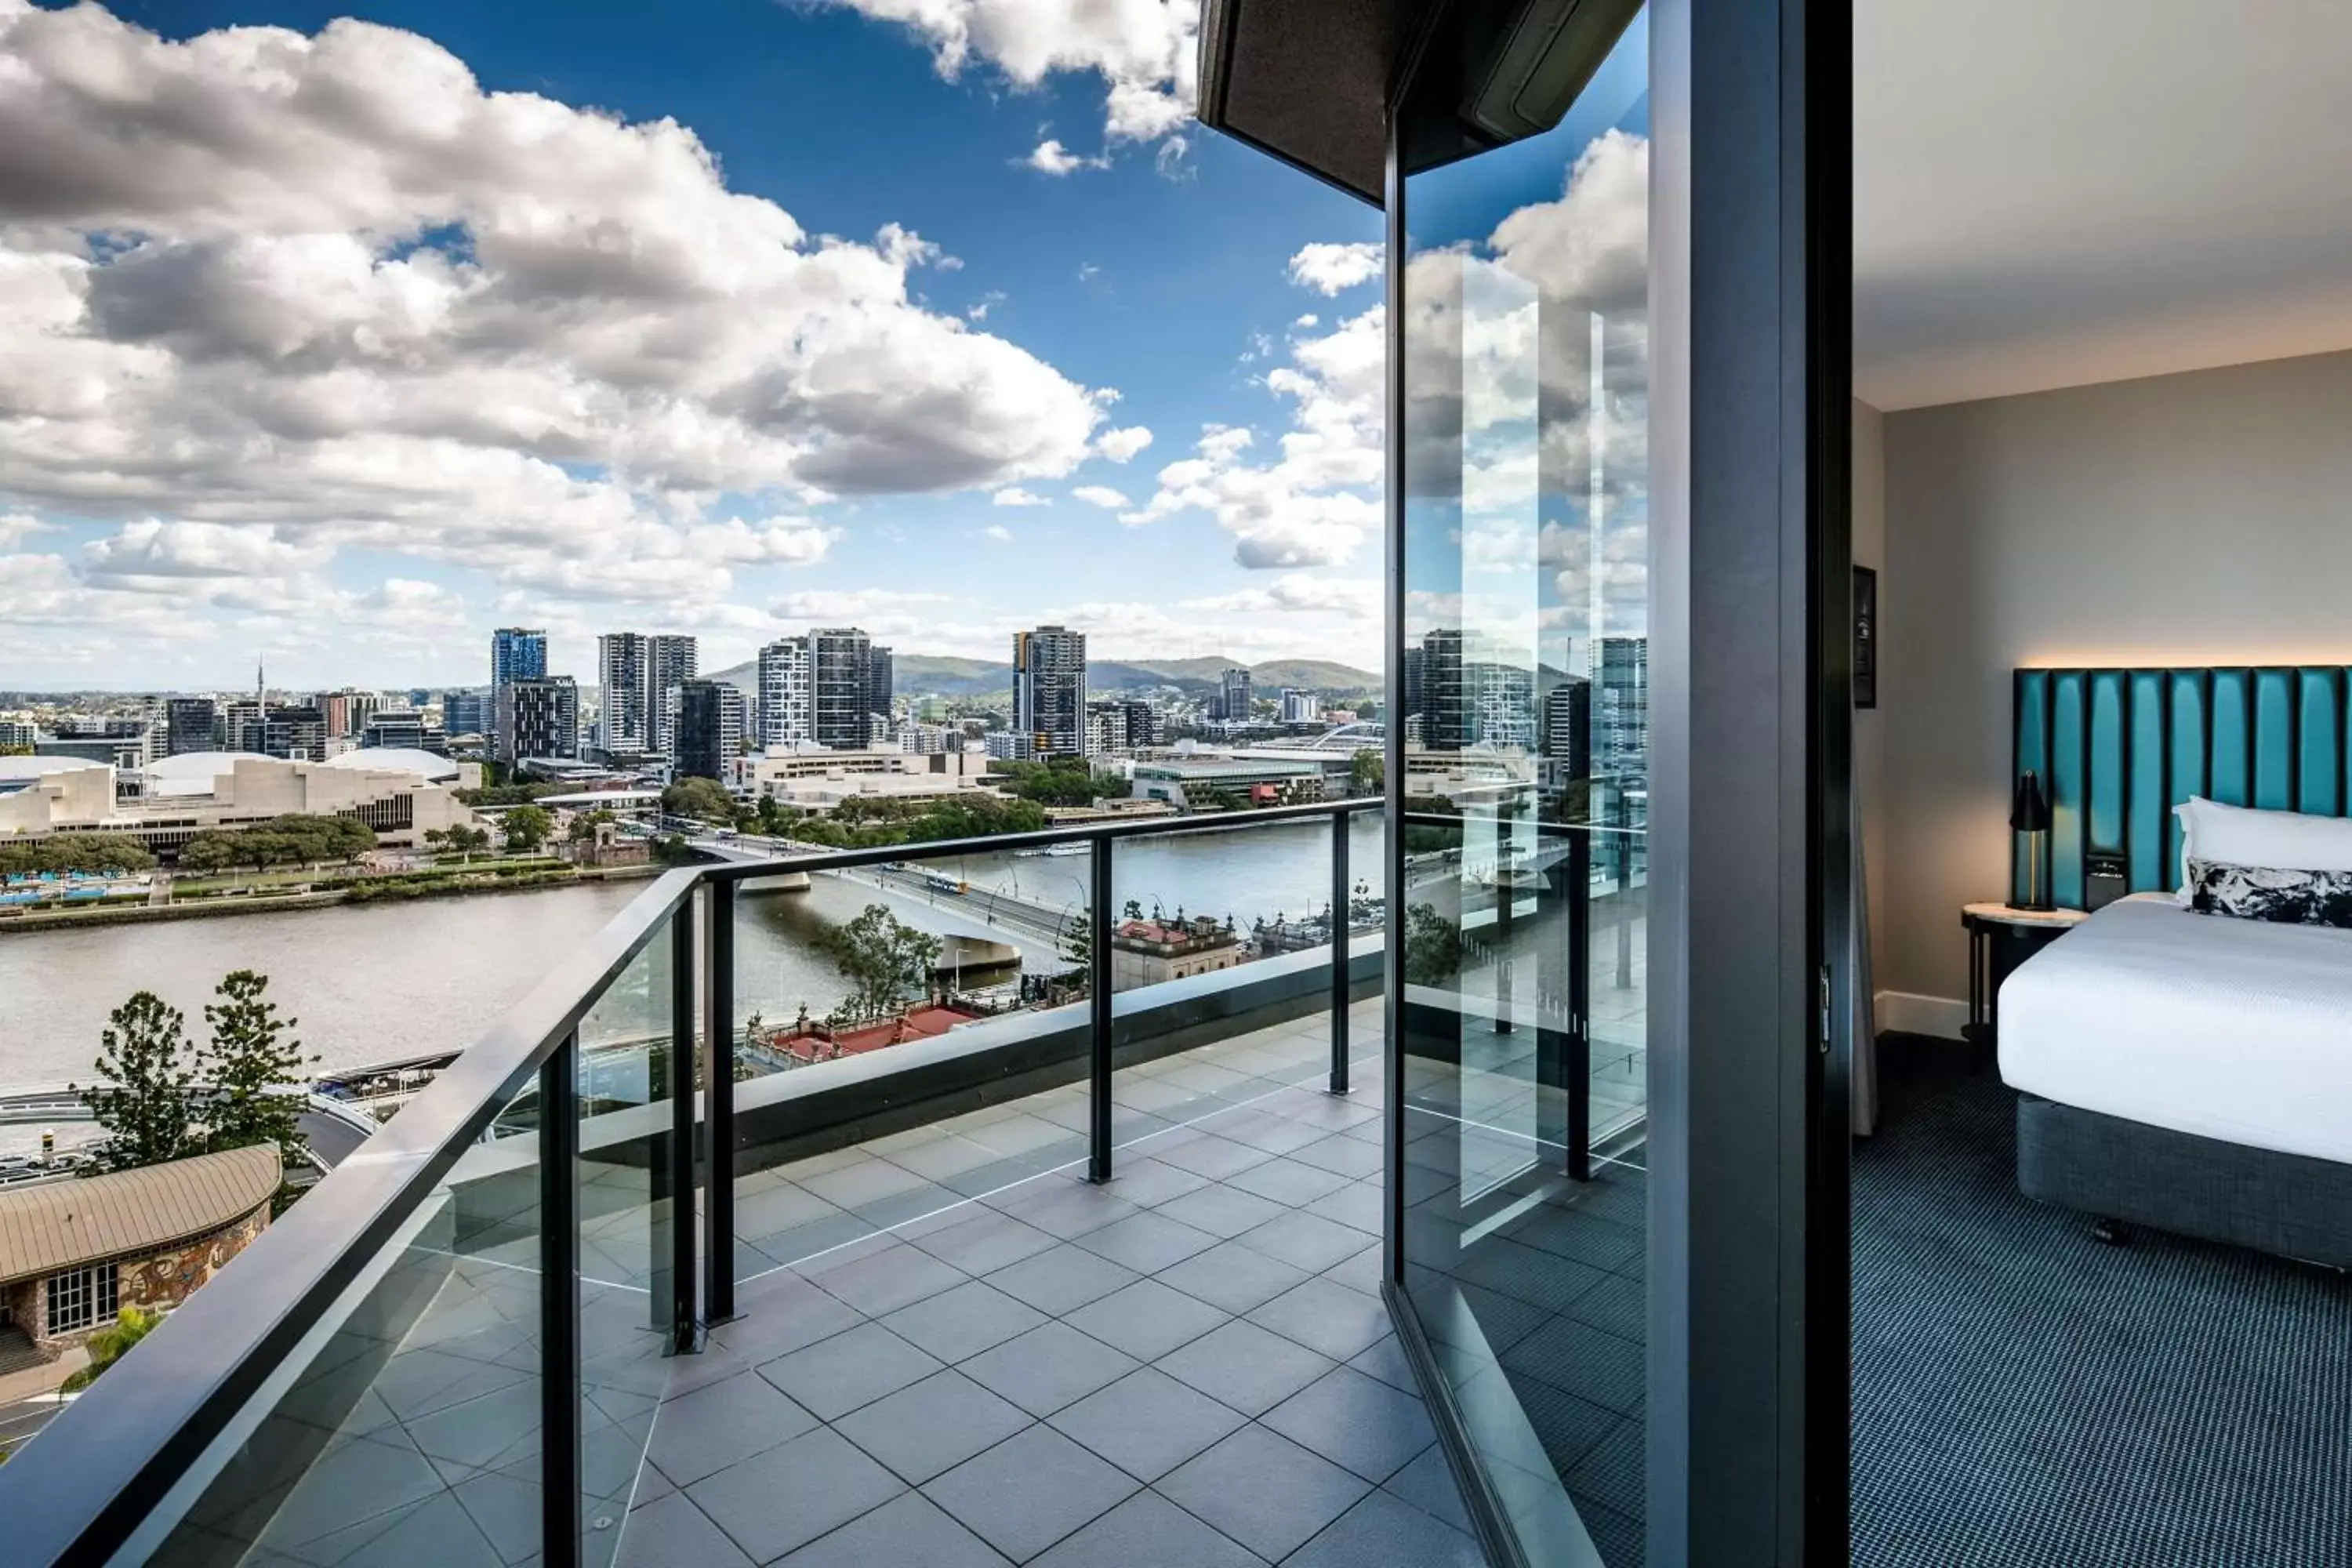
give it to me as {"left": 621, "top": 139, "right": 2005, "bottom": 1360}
{"left": 0, "top": 815, "right": 1388, "bottom": 1104}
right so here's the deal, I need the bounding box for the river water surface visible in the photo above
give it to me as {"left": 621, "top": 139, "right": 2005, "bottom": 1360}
{"left": 0, "top": 816, "right": 1387, "bottom": 1094}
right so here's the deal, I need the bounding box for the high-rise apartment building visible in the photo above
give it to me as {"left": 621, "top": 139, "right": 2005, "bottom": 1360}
{"left": 757, "top": 637, "right": 812, "bottom": 750}
{"left": 163, "top": 698, "right": 219, "bottom": 757}
{"left": 868, "top": 646, "right": 895, "bottom": 727}
{"left": 219, "top": 699, "right": 267, "bottom": 754}
{"left": 262, "top": 706, "right": 328, "bottom": 761}
{"left": 809, "top": 627, "right": 877, "bottom": 750}
{"left": 489, "top": 627, "right": 546, "bottom": 753}
{"left": 1084, "top": 699, "right": 1159, "bottom": 756}
{"left": 1593, "top": 636, "right": 1650, "bottom": 778}
{"left": 491, "top": 628, "right": 547, "bottom": 689}
{"left": 1014, "top": 626, "right": 1087, "bottom": 758}
{"left": 673, "top": 680, "right": 747, "bottom": 782}
{"left": 1541, "top": 679, "right": 1592, "bottom": 775}
{"left": 1279, "top": 688, "right": 1320, "bottom": 724}
{"left": 1417, "top": 630, "right": 1466, "bottom": 750}
{"left": 648, "top": 634, "right": 698, "bottom": 756}
{"left": 597, "top": 633, "right": 650, "bottom": 753}
{"left": 496, "top": 677, "right": 579, "bottom": 766}
{"left": 1218, "top": 667, "right": 1254, "bottom": 723}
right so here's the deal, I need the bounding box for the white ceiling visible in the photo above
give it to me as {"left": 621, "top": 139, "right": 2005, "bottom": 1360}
{"left": 1855, "top": 1, "right": 2352, "bottom": 410}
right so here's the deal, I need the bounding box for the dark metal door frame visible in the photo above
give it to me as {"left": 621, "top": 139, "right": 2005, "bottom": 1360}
{"left": 1372, "top": 2, "right": 1855, "bottom": 1564}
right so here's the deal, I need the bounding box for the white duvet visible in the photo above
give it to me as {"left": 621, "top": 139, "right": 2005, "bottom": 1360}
{"left": 1998, "top": 893, "right": 2352, "bottom": 1164}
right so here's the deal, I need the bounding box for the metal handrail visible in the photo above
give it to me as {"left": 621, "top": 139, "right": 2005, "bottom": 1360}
{"left": 0, "top": 797, "right": 1381, "bottom": 1566}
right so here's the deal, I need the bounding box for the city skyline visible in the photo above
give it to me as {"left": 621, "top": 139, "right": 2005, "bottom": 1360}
{"left": 0, "top": 0, "right": 1398, "bottom": 690}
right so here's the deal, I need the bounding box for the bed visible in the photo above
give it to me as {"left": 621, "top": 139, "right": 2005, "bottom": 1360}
{"left": 1999, "top": 666, "right": 2352, "bottom": 1269}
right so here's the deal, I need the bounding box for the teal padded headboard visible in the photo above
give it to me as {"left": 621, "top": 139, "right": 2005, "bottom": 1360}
{"left": 2013, "top": 666, "right": 2352, "bottom": 909}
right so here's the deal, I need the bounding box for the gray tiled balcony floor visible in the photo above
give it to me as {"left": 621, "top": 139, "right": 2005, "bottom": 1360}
{"left": 619, "top": 1000, "right": 1490, "bottom": 1566}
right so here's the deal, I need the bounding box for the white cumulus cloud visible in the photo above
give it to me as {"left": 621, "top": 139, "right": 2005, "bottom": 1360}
{"left": 1025, "top": 139, "right": 1107, "bottom": 175}
{"left": 1286, "top": 241, "right": 1384, "bottom": 295}
{"left": 0, "top": 1, "right": 1111, "bottom": 644}
{"left": 1094, "top": 426, "right": 1152, "bottom": 463}
{"left": 1071, "top": 485, "right": 1127, "bottom": 509}
{"left": 815, "top": 0, "right": 1199, "bottom": 153}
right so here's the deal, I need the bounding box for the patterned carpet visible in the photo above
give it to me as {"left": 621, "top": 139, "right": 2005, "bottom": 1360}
{"left": 1851, "top": 1040, "right": 2352, "bottom": 1567}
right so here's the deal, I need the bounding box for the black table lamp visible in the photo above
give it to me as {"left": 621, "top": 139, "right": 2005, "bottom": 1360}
{"left": 2011, "top": 770, "right": 2053, "bottom": 911}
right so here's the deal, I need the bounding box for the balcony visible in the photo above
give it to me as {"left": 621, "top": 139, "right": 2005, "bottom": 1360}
{"left": 0, "top": 802, "right": 1497, "bottom": 1567}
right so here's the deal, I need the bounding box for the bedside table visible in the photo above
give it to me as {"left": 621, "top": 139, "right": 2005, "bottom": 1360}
{"left": 1961, "top": 902, "right": 2090, "bottom": 1053}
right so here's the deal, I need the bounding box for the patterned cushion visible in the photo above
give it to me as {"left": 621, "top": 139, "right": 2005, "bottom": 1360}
{"left": 2187, "top": 858, "right": 2352, "bottom": 929}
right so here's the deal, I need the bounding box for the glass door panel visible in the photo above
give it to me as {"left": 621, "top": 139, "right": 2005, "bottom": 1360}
{"left": 1396, "top": 12, "right": 1650, "bottom": 1566}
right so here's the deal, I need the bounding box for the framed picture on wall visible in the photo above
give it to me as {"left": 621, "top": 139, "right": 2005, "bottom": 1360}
{"left": 1853, "top": 564, "right": 1878, "bottom": 709}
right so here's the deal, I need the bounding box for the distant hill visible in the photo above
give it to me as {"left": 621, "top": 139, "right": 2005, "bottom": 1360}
{"left": 710, "top": 651, "right": 1378, "bottom": 702}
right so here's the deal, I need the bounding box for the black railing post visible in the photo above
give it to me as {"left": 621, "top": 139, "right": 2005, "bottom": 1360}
{"left": 539, "top": 1032, "right": 582, "bottom": 1568}
{"left": 667, "top": 899, "right": 702, "bottom": 1354}
{"left": 703, "top": 877, "right": 735, "bottom": 1325}
{"left": 1089, "top": 837, "right": 1114, "bottom": 1183}
{"left": 1330, "top": 810, "right": 1350, "bottom": 1094}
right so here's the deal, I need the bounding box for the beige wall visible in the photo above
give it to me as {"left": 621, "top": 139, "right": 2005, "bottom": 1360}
{"left": 1876, "top": 348, "right": 2352, "bottom": 1020}
{"left": 1852, "top": 401, "right": 1887, "bottom": 1018}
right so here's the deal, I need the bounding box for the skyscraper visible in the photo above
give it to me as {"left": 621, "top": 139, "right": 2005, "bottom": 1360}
{"left": 1593, "top": 636, "right": 1650, "bottom": 778}
{"left": 757, "top": 637, "right": 812, "bottom": 750}
{"left": 868, "top": 645, "right": 895, "bottom": 728}
{"left": 1014, "top": 625, "right": 1087, "bottom": 758}
{"left": 1417, "top": 630, "right": 1466, "bottom": 750}
{"left": 808, "top": 627, "right": 876, "bottom": 749}
{"left": 597, "top": 633, "right": 650, "bottom": 753}
{"left": 491, "top": 627, "right": 547, "bottom": 689}
{"left": 497, "top": 677, "right": 579, "bottom": 765}
{"left": 673, "top": 679, "right": 747, "bottom": 782}
{"left": 648, "top": 634, "right": 698, "bottom": 755}
{"left": 1219, "top": 667, "right": 1254, "bottom": 724}
{"left": 164, "top": 697, "right": 220, "bottom": 757}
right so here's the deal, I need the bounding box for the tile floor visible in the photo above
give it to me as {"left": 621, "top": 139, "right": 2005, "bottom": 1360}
{"left": 616, "top": 1000, "right": 1491, "bottom": 1566}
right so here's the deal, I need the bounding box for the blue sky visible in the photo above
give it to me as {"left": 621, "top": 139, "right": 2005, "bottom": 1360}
{"left": 0, "top": 0, "right": 1389, "bottom": 690}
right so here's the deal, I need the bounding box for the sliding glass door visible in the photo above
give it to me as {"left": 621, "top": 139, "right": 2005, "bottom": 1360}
{"left": 1392, "top": 13, "right": 1652, "bottom": 1565}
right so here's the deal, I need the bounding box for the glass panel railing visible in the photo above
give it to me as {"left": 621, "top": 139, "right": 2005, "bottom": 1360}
{"left": 703, "top": 808, "right": 1382, "bottom": 1319}
{"left": 144, "top": 1098, "right": 550, "bottom": 1565}
{"left": 575, "top": 906, "right": 678, "bottom": 1566}
{"left": 718, "top": 836, "right": 1091, "bottom": 1308}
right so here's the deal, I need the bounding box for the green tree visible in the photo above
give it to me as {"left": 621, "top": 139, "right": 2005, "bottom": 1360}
{"left": 818, "top": 904, "right": 942, "bottom": 1024}
{"left": 76, "top": 992, "right": 201, "bottom": 1172}
{"left": 567, "top": 808, "right": 615, "bottom": 844}
{"left": 1349, "top": 749, "right": 1384, "bottom": 794}
{"left": 59, "top": 1305, "right": 158, "bottom": 1392}
{"left": 1403, "top": 902, "right": 1463, "bottom": 986}
{"left": 750, "top": 794, "right": 792, "bottom": 837}
{"left": 662, "top": 776, "right": 737, "bottom": 824}
{"left": 201, "top": 971, "right": 315, "bottom": 1169}
{"left": 0, "top": 834, "right": 156, "bottom": 877}
{"left": 1060, "top": 907, "right": 1096, "bottom": 973}
{"left": 501, "top": 804, "right": 554, "bottom": 853}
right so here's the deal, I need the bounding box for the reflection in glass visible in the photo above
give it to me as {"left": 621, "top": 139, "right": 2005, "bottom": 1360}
{"left": 1396, "top": 11, "right": 1650, "bottom": 1565}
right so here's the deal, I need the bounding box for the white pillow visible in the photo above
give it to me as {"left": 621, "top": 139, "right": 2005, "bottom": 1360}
{"left": 2172, "top": 797, "right": 2352, "bottom": 903}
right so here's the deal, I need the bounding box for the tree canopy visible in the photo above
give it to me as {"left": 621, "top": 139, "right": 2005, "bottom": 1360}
{"left": 500, "top": 803, "right": 554, "bottom": 852}
{"left": 0, "top": 833, "right": 155, "bottom": 877}
{"left": 77, "top": 992, "right": 200, "bottom": 1171}
{"left": 662, "top": 776, "right": 737, "bottom": 823}
{"left": 818, "top": 904, "right": 942, "bottom": 1025}
{"left": 201, "top": 971, "right": 316, "bottom": 1170}
{"left": 989, "top": 758, "right": 1127, "bottom": 808}
{"left": 176, "top": 815, "right": 374, "bottom": 873}
{"left": 76, "top": 972, "right": 316, "bottom": 1176}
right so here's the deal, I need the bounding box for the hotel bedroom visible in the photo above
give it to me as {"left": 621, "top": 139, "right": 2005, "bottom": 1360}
{"left": 1846, "top": 6, "right": 2351, "bottom": 1566}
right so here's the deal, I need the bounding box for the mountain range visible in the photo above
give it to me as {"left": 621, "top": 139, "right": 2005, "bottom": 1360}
{"left": 708, "top": 653, "right": 1381, "bottom": 702}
